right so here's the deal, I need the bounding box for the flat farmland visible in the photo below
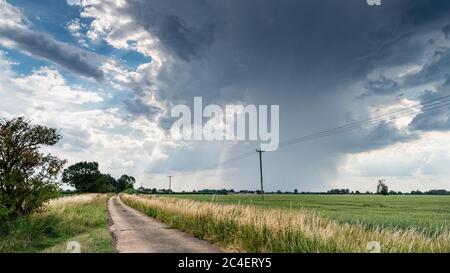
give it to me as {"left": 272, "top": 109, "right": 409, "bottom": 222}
{"left": 170, "top": 194, "right": 450, "bottom": 236}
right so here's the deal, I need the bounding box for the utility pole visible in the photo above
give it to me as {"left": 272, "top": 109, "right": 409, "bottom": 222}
{"left": 256, "top": 149, "right": 265, "bottom": 201}
{"left": 167, "top": 175, "right": 173, "bottom": 195}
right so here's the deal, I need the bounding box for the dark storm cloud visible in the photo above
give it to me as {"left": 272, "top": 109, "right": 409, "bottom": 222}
{"left": 383, "top": 41, "right": 450, "bottom": 134}
{"left": 406, "top": 0, "right": 450, "bottom": 25}
{"left": 154, "top": 15, "right": 214, "bottom": 61}
{"left": 423, "top": 48, "right": 450, "bottom": 79}
{"left": 131, "top": 1, "right": 215, "bottom": 61}
{"left": 0, "top": 26, "right": 104, "bottom": 80}
{"left": 362, "top": 40, "right": 450, "bottom": 98}
{"left": 125, "top": 0, "right": 450, "bottom": 101}
{"left": 409, "top": 90, "right": 450, "bottom": 131}
{"left": 79, "top": 0, "right": 450, "bottom": 190}
{"left": 443, "top": 24, "right": 450, "bottom": 38}
{"left": 124, "top": 97, "right": 163, "bottom": 118}
{"left": 404, "top": 47, "right": 450, "bottom": 88}
{"left": 122, "top": 2, "right": 450, "bottom": 138}
{"left": 363, "top": 76, "right": 400, "bottom": 96}
{"left": 338, "top": 122, "right": 417, "bottom": 154}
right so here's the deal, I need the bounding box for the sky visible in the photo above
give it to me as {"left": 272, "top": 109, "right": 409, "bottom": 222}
{"left": 1, "top": 0, "right": 450, "bottom": 192}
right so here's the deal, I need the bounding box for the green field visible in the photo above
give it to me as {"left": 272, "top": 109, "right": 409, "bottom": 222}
{"left": 170, "top": 194, "right": 450, "bottom": 236}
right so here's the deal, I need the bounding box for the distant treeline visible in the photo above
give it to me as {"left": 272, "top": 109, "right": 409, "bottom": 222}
{"left": 121, "top": 187, "right": 450, "bottom": 196}
{"left": 321, "top": 189, "right": 450, "bottom": 195}
{"left": 326, "top": 188, "right": 450, "bottom": 195}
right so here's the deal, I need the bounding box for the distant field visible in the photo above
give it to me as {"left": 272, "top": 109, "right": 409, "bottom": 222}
{"left": 169, "top": 194, "right": 450, "bottom": 236}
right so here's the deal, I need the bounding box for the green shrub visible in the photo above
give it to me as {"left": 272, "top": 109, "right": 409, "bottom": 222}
{"left": 123, "top": 188, "right": 136, "bottom": 194}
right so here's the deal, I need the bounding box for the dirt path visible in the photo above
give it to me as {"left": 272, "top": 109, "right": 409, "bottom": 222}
{"left": 108, "top": 196, "right": 223, "bottom": 253}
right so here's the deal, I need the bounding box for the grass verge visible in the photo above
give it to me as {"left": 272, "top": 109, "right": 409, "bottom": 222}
{"left": 121, "top": 194, "right": 450, "bottom": 253}
{"left": 0, "top": 194, "right": 114, "bottom": 253}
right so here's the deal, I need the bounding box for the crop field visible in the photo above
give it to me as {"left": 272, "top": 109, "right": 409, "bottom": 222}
{"left": 169, "top": 194, "right": 450, "bottom": 236}
{"left": 122, "top": 194, "right": 450, "bottom": 253}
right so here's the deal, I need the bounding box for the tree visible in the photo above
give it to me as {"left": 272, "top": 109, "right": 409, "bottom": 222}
{"left": 62, "top": 162, "right": 116, "bottom": 193}
{"left": 0, "top": 117, "right": 66, "bottom": 219}
{"left": 123, "top": 187, "right": 136, "bottom": 194}
{"left": 376, "top": 179, "right": 389, "bottom": 195}
{"left": 425, "top": 189, "right": 450, "bottom": 195}
{"left": 95, "top": 174, "right": 117, "bottom": 193}
{"left": 116, "top": 174, "right": 136, "bottom": 192}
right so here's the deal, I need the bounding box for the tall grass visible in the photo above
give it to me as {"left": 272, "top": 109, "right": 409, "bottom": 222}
{"left": 121, "top": 194, "right": 450, "bottom": 253}
{"left": 174, "top": 194, "right": 450, "bottom": 236}
{"left": 0, "top": 194, "right": 114, "bottom": 253}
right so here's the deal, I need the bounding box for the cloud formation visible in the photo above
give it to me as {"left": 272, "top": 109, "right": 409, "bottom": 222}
{"left": 60, "top": 0, "right": 450, "bottom": 191}
{"left": 0, "top": 0, "right": 104, "bottom": 80}
{"left": 2, "top": 0, "right": 450, "bottom": 191}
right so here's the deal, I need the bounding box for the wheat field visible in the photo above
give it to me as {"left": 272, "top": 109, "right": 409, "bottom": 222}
{"left": 121, "top": 194, "right": 450, "bottom": 253}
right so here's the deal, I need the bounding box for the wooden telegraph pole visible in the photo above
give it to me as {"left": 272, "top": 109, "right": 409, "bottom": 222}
{"left": 167, "top": 175, "right": 173, "bottom": 195}
{"left": 256, "top": 149, "right": 265, "bottom": 200}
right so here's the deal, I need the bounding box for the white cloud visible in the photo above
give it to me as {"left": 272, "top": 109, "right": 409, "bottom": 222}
{"left": 66, "top": 0, "right": 82, "bottom": 6}
{"left": 336, "top": 131, "right": 450, "bottom": 191}
{"left": 0, "top": 0, "right": 27, "bottom": 29}
{"left": 65, "top": 0, "right": 193, "bottom": 145}
{"left": 66, "top": 18, "right": 88, "bottom": 47}
{"left": 12, "top": 67, "right": 104, "bottom": 105}
{"left": 0, "top": 51, "right": 187, "bottom": 188}
{"left": 66, "top": 19, "right": 82, "bottom": 35}
{"left": 70, "top": 0, "right": 163, "bottom": 58}
{"left": 68, "top": 0, "right": 171, "bottom": 97}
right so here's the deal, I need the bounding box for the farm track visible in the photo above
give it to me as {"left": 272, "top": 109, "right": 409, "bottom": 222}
{"left": 108, "top": 196, "right": 223, "bottom": 253}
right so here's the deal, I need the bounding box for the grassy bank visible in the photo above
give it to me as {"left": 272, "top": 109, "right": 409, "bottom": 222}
{"left": 121, "top": 194, "right": 450, "bottom": 253}
{"left": 171, "top": 194, "right": 450, "bottom": 236}
{"left": 0, "top": 194, "right": 114, "bottom": 253}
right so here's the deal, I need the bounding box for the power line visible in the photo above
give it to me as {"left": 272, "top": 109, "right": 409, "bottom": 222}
{"left": 167, "top": 95, "right": 450, "bottom": 174}
{"left": 204, "top": 95, "right": 450, "bottom": 169}
{"left": 278, "top": 96, "right": 450, "bottom": 147}
{"left": 207, "top": 95, "right": 450, "bottom": 169}
{"left": 279, "top": 100, "right": 450, "bottom": 148}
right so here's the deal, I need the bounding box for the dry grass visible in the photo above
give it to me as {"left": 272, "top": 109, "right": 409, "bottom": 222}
{"left": 0, "top": 194, "right": 114, "bottom": 253}
{"left": 46, "top": 194, "right": 100, "bottom": 207}
{"left": 121, "top": 194, "right": 450, "bottom": 253}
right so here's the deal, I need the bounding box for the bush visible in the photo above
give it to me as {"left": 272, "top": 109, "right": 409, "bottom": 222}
{"left": 123, "top": 188, "right": 136, "bottom": 194}
{"left": 0, "top": 204, "right": 9, "bottom": 223}
{"left": 0, "top": 117, "right": 66, "bottom": 220}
